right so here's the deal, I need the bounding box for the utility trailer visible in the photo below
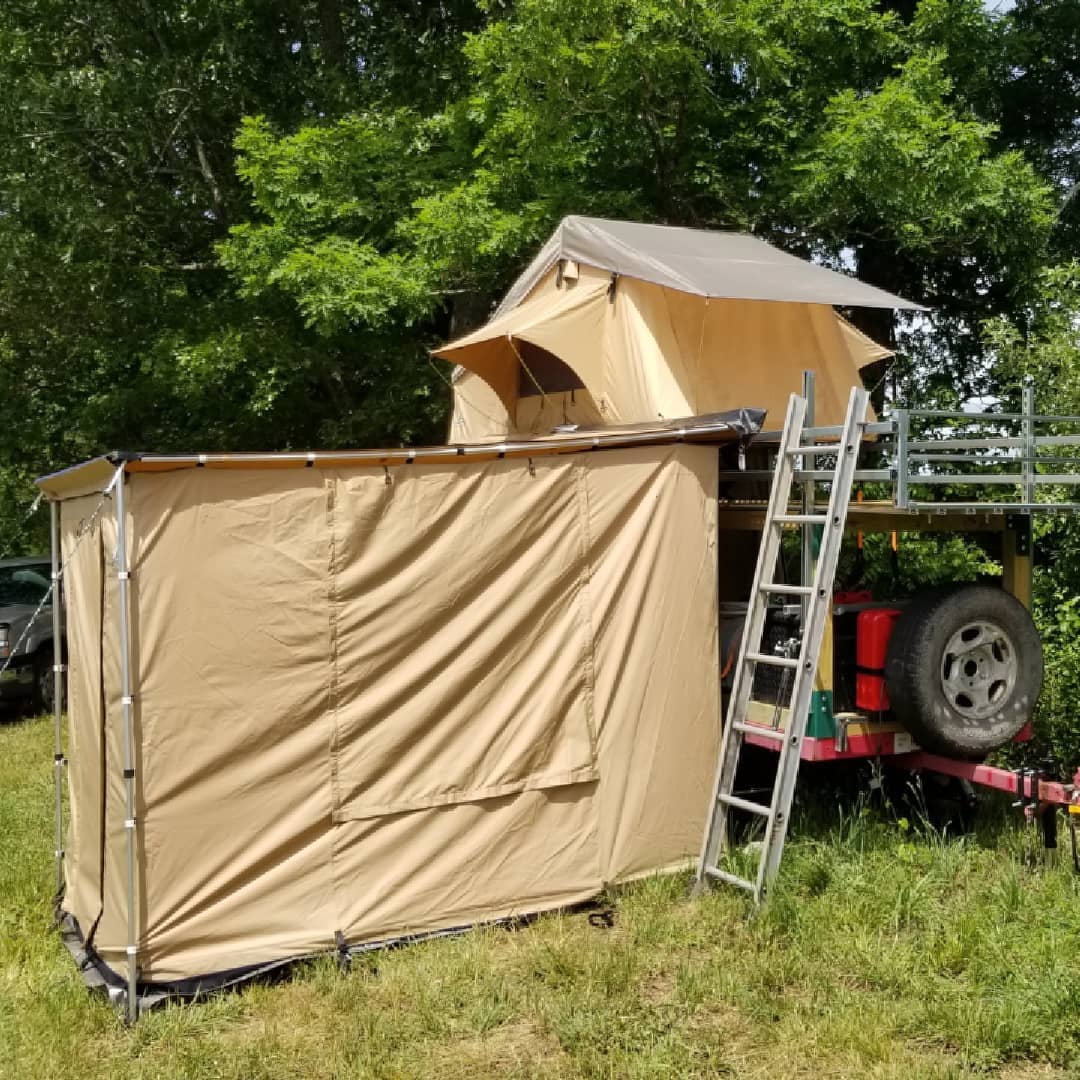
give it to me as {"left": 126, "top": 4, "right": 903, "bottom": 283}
{"left": 698, "top": 376, "right": 1080, "bottom": 900}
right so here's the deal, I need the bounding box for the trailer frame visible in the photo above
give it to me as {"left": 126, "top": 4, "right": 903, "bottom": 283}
{"left": 722, "top": 377, "right": 1080, "bottom": 819}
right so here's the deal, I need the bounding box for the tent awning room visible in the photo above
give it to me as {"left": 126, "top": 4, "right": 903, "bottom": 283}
{"left": 435, "top": 216, "right": 921, "bottom": 442}
{"left": 38, "top": 414, "right": 760, "bottom": 1011}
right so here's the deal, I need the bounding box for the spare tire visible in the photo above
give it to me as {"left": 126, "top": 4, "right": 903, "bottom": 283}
{"left": 884, "top": 585, "right": 1042, "bottom": 758}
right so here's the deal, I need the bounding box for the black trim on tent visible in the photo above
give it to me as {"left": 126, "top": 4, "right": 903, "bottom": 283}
{"left": 57, "top": 903, "right": 592, "bottom": 1012}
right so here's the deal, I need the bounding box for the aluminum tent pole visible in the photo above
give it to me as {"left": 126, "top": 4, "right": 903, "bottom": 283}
{"left": 113, "top": 471, "right": 139, "bottom": 1023}
{"left": 50, "top": 500, "right": 65, "bottom": 898}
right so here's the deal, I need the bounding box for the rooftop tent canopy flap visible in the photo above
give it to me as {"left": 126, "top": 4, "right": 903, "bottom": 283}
{"left": 434, "top": 216, "right": 923, "bottom": 442}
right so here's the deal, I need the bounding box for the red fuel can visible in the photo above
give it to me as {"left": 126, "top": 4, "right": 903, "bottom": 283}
{"left": 855, "top": 608, "right": 902, "bottom": 712}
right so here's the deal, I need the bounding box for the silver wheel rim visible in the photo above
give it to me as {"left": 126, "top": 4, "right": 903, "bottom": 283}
{"left": 940, "top": 620, "right": 1017, "bottom": 720}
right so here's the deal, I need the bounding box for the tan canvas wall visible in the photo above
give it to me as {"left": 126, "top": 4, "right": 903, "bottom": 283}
{"left": 123, "top": 471, "right": 336, "bottom": 980}
{"left": 586, "top": 445, "right": 720, "bottom": 881}
{"left": 60, "top": 495, "right": 107, "bottom": 939}
{"left": 330, "top": 460, "right": 600, "bottom": 821}
{"left": 72, "top": 444, "right": 719, "bottom": 983}
{"left": 95, "top": 506, "right": 137, "bottom": 977}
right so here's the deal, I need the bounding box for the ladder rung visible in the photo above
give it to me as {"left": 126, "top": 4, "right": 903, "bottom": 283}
{"left": 786, "top": 444, "right": 842, "bottom": 456}
{"left": 704, "top": 866, "right": 756, "bottom": 892}
{"left": 774, "top": 514, "right": 828, "bottom": 525}
{"left": 718, "top": 792, "right": 772, "bottom": 817}
{"left": 732, "top": 720, "right": 786, "bottom": 742}
{"left": 745, "top": 651, "right": 799, "bottom": 669}
{"left": 758, "top": 583, "right": 813, "bottom": 596}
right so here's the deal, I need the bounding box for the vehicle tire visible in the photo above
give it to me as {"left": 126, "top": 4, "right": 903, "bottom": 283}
{"left": 884, "top": 585, "right": 1042, "bottom": 758}
{"left": 33, "top": 649, "right": 61, "bottom": 715}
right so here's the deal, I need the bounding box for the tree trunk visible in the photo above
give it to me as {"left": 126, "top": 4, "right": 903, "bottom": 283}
{"left": 318, "top": 0, "right": 348, "bottom": 72}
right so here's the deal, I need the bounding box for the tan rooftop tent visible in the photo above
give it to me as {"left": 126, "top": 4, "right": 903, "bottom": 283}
{"left": 37, "top": 412, "right": 759, "bottom": 1014}
{"left": 435, "top": 216, "right": 921, "bottom": 441}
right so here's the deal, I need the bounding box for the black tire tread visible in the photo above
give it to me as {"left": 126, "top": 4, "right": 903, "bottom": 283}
{"left": 32, "top": 646, "right": 62, "bottom": 714}
{"left": 884, "top": 585, "right": 1042, "bottom": 758}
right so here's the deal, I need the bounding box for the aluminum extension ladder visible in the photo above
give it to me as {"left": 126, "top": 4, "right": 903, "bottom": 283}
{"left": 695, "top": 386, "right": 870, "bottom": 903}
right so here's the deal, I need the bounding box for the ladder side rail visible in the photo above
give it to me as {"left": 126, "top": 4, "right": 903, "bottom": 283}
{"left": 696, "top": 394, "right": 807, "bottom": 882}
{"left": 800, "top": 370, "right": 816, "bottom": 628}
{"left": 755, "top": 387, "right": 869, "bottom": 897}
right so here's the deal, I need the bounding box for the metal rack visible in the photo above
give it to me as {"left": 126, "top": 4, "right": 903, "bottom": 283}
{"left": 741, "top": 380, "right": 1080, "bottom": 516}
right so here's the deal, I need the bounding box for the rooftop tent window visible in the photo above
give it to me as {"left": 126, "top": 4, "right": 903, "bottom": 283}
{"left": 515, "top": 341, "right": 587, "bottom": 398}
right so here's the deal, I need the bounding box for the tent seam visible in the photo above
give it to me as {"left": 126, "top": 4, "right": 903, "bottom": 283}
{"left": 573, "top": 461, "right": 599, "bottom": 764}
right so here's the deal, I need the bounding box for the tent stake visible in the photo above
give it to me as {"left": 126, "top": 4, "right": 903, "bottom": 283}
{"left": 50, "top": 500, "right": 65, "bottom": 898}
{"left": 113, "top": 471, "right": 139, "bottom": 1023}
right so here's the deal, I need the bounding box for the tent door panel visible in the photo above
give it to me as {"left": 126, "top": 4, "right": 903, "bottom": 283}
{"left": 329, "top": 458, "right": 597, "bottom": 823}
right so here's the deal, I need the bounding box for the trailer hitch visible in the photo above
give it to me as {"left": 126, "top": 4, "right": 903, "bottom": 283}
{"left": 1011, "top": 763, "right": 1061, "bottom": 860}
{"left": 1071, "top": 767, "right": 1080, "bottom": 874}
{"left": 1011, "top": 766, "right": 1037, "bottom": 816}
{"left": 893, "top": 754, "right": 1080, "bottom": 870}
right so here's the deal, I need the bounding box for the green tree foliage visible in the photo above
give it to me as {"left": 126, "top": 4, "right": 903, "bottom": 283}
{"left": 222, "top": 0, "right": 1052, "bottom": 419}
{"left": 983, "top": 265, "right": 1080, "bottom": 768}
{"left": 0, "top": 0, "right": 1075, "bottom": 552}
{"left": 0, "top": 0, "right": 485, "bottom": 528}
{"left": 4, "top": 0, "right": 1080, "bottom": 770}
{"left": 995, "top": 0, "right": 1080, "bottom": 255}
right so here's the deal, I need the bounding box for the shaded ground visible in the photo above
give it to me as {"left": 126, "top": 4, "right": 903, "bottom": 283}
{"left": 2, "top": 714, "right": 1078, "bottom": 1079}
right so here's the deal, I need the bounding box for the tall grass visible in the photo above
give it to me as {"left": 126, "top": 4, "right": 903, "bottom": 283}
{"left": 2, "top": 714, "right": 1078, "bottom": 1078}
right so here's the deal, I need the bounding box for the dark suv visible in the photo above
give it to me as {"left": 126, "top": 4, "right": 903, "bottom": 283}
{"left": 0, "top": 556, "right": 62, "bottom": 712}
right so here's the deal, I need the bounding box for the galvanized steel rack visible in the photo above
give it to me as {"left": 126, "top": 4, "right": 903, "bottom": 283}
{"left": 740, "top": 380, "right": 1080, "bottom": 516}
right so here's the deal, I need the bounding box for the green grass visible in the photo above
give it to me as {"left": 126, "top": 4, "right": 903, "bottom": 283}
{"left": 2, "top": 715, "right": 1079, "bottom": 1079}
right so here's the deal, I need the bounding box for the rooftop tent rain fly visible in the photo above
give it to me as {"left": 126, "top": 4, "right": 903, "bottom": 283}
{"left": 434, "top": 216, "right": 922, "bottom": 442}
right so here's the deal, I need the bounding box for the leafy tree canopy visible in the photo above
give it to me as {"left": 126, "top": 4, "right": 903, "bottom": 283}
{"left": 1, "top": 0, "right": 1077, "bottom": 548}
{"left": 221, "top": 0, "right": 1054, "bottom": 417}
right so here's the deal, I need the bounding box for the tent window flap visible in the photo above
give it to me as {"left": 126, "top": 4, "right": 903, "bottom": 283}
{"left": 515, "top": 341, "right": 587, "bottom": 398}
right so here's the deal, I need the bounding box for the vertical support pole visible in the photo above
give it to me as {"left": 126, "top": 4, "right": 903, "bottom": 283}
{"left": 895, "top": 408, "right": 910, "bottom": 510}
{"left": 800, "top": 370, "right": 815, "bottom": 625}
{"left": 1022, "top": 378, "right": 1036, "bottom": 509}
{"left": 1003, "top": 514, "right": 1034, "bottom": 611}
{"left": 50, "top": 500, "right": 65, "bottom": 898}
{"left": 113, "top": 471, "right": 139, "bottom": 1024}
